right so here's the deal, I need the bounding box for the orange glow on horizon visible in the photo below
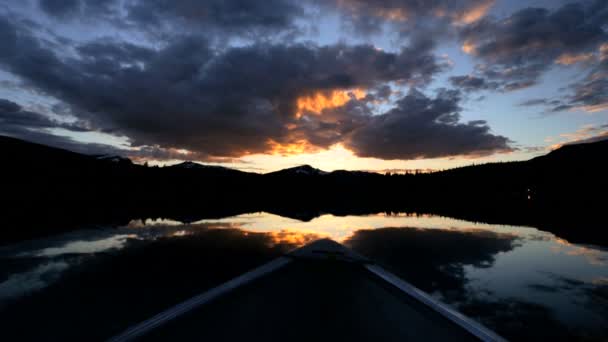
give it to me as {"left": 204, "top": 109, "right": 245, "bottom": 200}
{"left": 267, "top": 139, "right": 318, "bottom": 156}
{"left": 295, "top": 88, "right": 366, "bottom": 118}
{"left": 267, "top": 229, "right": 324, "bottom": 247}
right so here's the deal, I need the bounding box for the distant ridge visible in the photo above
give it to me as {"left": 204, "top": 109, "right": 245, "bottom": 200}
{"left": 266, "top": 164, "right": 329, "bottom": 176}
{"left": 169, "top": 161, "right": 229, "bottom": 170}
{"left": 95, "top": 155, "right": 133, "bottom": 165}
{"left": 533, "top": 138, "right": 608, "bottom": 164}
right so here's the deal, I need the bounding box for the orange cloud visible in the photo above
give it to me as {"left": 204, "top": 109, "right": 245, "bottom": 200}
{"left": 267, "top": 139, "right": 319, "bottom": 156}
{"left": 580, "top": 103, "right": 608, "bottom": 113}
{"left": 454, "top": 0, "right": 494, "bottom": 24}
{"left": 600, "top": 43, "right": 608, "bottom": 61}
{"left": 548, "top": 124, "right": 608, "bottom": 150}
{"left": 555, "top": 52, "right": 594, "bottom": 65}
{"left": 461, "top": 40, "right": 476, "bottom": 54}
{"left": 296, "top": 88, "right": 366, "bottom": 118}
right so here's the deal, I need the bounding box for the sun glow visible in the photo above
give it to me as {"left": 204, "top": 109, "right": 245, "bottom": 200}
{"left": 295, "top": 89, "right": 366, "bottom": 118}
{"left": 267, "top": 139, "right": 318, "bottom": 156}
{"left": 267, "top": 229, "right": 325, "bottom": 247}
{"left": 461, "top": 40, "right": 476, "bottom": 54}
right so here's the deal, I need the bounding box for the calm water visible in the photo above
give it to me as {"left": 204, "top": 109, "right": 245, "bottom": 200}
{"left": 1, "top": 212, "right": 607, "bottom": 340}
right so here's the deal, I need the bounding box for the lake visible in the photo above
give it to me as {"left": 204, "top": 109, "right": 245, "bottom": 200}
{"left": 1, "top": 212, "right": 607, "bottom": 341}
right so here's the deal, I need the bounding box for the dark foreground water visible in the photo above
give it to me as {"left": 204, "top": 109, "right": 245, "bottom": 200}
{"left": 1, "top": 213, "right": 607, "bottom": 341}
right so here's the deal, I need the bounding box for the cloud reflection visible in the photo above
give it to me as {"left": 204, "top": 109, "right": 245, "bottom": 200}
{"left": 345, "top": 227, "right": 518, "bottom": 301}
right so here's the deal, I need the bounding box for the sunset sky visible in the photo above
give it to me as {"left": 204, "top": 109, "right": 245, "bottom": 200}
{"left": 1, "top": 0, "right": 607, "bottom": 172}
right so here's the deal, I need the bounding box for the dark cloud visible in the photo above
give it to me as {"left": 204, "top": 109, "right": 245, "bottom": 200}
{"left": 0, "top": 98, "right": 21, "bottom": 112}
{"left": 36, "top": 0, "right": 306, "bottom": 40}
{"left": 0, "top": 98, "right": 217, "bottom": 160}
{"left": 0, "top": 13, "right": 456, "bottom": 159}
{"left": 322, "top": 0, "right": 495, "bottom": 36}
{"left": 38, "top": 0, "right": 119, "bottom": 20}
{"left": 38, "top": 0, "right": 81, "bottom": 17}
{"left": 459, "top": 1, "right": 608, "bottom": 91}
{"left": 0, "top": 98, "right": 127, "bottom": 155}
{"left": 34, "top": 0, "right": 496, "bottom": 42}
{"left": 515, "top": 54, "right": 608, "bottom": 113}
{"left": 518, "top": 98, "right": 551, "bottom": 107}
{"left": 125, "top": 0, "right": 306, "bottom": 39}
{"left": 0, "top": 0, "right": 522, "bottom": 162}
{"left": 449, "top": 75, "right": 499, "bottom": 92}
{"left": 523, "top": 146, "right": 547, "bottom": 153}
{"left": 563, "top": 57, "right": 608, "bottom": 112}
{"left": 518, "top": 98, "right": 564, "bottom": 109}
{"left": 0, "top": 98, "right": 86, "bottom": 132}
{"left": 345, "top": 89, "right": 513, "bottom": 159}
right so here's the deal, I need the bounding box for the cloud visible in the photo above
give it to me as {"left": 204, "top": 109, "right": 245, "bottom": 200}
{"left": 35, "top": 0, "right": 496, "bottom": 42}
{"left": 35, "top": 0, "right": 306, "bottom": 43}
{"left": 1, "top": 13, "right": 460, "bottom": 160}
{"left": 0, "top": 97, "right": 127, "bottom": 155}
{"left": 38, "top": 0, "right": 120, "bottom": 21}
{"left": 38, "top": 0, "right": 81, "bottom": 17}
{"left": 344, "top": 89, "right": 513, "bottom": 159}
{"left": 555, "top": 52, "right": 595, "bottom": 65}
{"left": 516, "top": 53, "right": 608, "bottom": 114}
{"left": 0, "top": 2, "right": 520, "bottom": 162}
{"left": 0, "top": 98, "right": 224, "bottom": 161}
{"left": 547, "top": 124, "right": 608, "bottom": 149}
{"left": 325, "top": 0, "right": 495, "bottom": 35}
{"left": 124, "top": 0, "right": 306, "bottom": 39}
{"left": 517, "top": 98, "right": 565, "bottom": 110}
{"left": 458, "top": 1, "right": 608, "bottom": 92}
{"left": 0, "top": 98, "right": 86, "bottom": 132}
{"left": 449, "top": 75, "right": 499, "bottom": 92}
{"left": 564, "top": 58, "right": 608, "bottom": 112}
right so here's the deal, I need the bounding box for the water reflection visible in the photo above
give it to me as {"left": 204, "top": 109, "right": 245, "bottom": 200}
{"left": 344, "top": 227, "right": 519, "bottom": 301}
{"left": 0, "top": 226, "right": 311, "bottom": 341}
{"left": 0, "top": 212, "right": 607, "bottom": 341}
{"left": 187, "top": 212, "right": 549, "bottom": 242}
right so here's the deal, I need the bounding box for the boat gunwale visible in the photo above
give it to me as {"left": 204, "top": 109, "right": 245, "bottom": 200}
{"left": 107, "top": 239, "right": 506, "bottom": 342}
{"left": 365, "top": 263, "right": 506, "bottom": 342}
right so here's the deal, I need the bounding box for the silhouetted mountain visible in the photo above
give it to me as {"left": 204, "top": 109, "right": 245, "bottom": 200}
{"left": 169, "top": 161, "right": 232, "bottom": 171}
{"left": 266, "top": 164, "right": 329, "bottom": 176}
{"left": 1, "top": 134, "right": 607, "bottom": 245}
{"left": 95, "top": 155, "right": 134, "bottom": 165}
{"left": 167, "top": 161, "right": 254, "bottom": 178}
